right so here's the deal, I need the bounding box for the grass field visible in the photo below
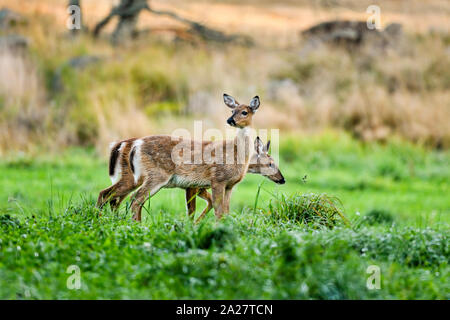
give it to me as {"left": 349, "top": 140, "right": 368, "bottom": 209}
{"left": 0, "top": 0, "right": 449, "bottom": 301}
{"left": 1, "top": 133, "right": 448, "bottom": 299}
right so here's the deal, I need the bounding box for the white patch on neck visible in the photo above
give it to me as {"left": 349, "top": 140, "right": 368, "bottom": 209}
{"left": 237, "top": 127, "right": 251, "bottom": 139}
{"left": 110, "top": 142, "right": 125, "bottom": 184}
{"left": 131, "top": 139, "right": 144, "bottom": 184}
{"left": 235, "top": 127, "right": 255, "bottom": 165}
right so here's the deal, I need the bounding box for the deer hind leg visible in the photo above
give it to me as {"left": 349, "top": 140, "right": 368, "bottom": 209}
{"left": 185, "top": 188, "right": 198, "bottom": 218}
{"left": 96, "top": 184, "right": 117, "bottom": 209}
{"left": 131, "top": 176, "right": 169, "bottom": 222}
{"left": 195, "top": 189, "right": 213, "bottom": 224}
{"left": 109, "top": 176, "right": 141, "bottom": 211}
{"left": 211, "top": 183, "right": 226, "bottom": 219}
{"left": 110, "top": 189, "right": 134, "bottom": 211}
{"left": 97, "top": 178, "right": 138, "bottom": 211}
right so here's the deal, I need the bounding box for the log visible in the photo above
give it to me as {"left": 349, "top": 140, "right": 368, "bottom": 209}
{"left": 93, "top": 0, "right": 252, "bottom": 45}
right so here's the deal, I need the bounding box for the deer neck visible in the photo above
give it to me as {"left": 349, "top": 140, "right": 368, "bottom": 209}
{"left": 236, "top": 127, "right": 251, "bottom": 140}
{"left": 234, "top": 126, "right": 253, "bottom": 166}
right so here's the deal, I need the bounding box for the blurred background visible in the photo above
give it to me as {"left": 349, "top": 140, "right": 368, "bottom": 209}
{"left": 0, "top": 0, "right": 448, "bottom": 155}
{"left": 1, "top": 1, "right": 449, "bottom": 299}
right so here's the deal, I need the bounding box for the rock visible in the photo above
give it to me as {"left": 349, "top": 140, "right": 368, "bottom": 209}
{"left": 0, "top": 8, "right": 26, "bottom": 29}
{"left": 300, "top": 20, "right": 403, "bottom": 53}
{"left": 384, "top": 23, "right": 402, "bottom": 39}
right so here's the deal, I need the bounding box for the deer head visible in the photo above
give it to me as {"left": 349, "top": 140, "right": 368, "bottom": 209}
{"left": 248, "top": 137, "right": 285, "bottom": 184}
{"left": 224, "top": 94, "right": 260, "bottom": 128}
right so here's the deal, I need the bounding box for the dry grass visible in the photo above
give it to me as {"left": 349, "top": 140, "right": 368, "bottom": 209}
{"left": 270, "top": 37, "right": 450, "bottom": 147}
{"left": 3, "top": 0, "right": 450, "bottom": 43}
{"left": 0, "top": 0, "right": 449, "bottom": 153}
{"left": 0, "top": 49, "right": 47, "bottom": 154}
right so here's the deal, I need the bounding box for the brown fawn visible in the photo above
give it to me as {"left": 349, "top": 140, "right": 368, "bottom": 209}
{"left": 185, "top": 136, "right": 284, "bottom": 223}
{"left": 97, "top": 94, "right": 279, "bottom": 221}
{"left": 97, "top": 135, "right": 284, "bottom": 222}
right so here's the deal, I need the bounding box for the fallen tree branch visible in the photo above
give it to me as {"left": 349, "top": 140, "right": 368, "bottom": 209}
{"left": 93, "top": 1, "right": 252, "bottom": 45}
{"left": 146, "top": 7, "right": 244, "bottom": 43}
{"left": 93, "top": 0, "right": 149, "bottom": 37}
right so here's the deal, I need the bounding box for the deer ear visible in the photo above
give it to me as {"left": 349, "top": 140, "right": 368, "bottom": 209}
{"left": 254, "top": 136, "right": 264, "bottom": 154}
{"left": 223, "top": 93, "right": 239, "bottom": 109}
{"left": 265, "top": 140, "right": 271, "bottom": 152}
{"left": 249, "top": 96, "right": 260, "bottom": 112}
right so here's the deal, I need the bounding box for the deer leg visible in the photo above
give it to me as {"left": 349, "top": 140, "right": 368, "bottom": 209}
{"left": 211, "top": 183, "right": 226, "bottom": 219}
{"left": 185, "top": 188, "right": 198, "bottom": 218}
{"left": 110, "top": 193, "right": 129, "bottom": 211}
{"left": 195, "top": 189, "right": 213, "bottom": 223}
{"left": 96, "top": 184, "right": 117, "bottom": 209}
{"left": 109, "top": 177, "right": 141, "bottom": 211}
{"left": 131, "top": 177, "right": 168, "bottom": 222}
{"left": 224, "top": 186, "right": 234, "bottom": 214}
{"left": 97, "top": 178, "right": 138, "bottom": 211}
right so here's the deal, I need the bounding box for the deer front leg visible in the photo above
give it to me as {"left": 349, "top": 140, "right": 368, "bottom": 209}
{"left": 224, "top": 186, "right": 234, "bottom": 214}
{"left": 195, "top": 189, "right": 213, "bottom": 223}
{"left": 185, "top": 188, "right": 198, "bottom": 218}
{"left": 211, "top": 183, "right": 226, "bottom": 219}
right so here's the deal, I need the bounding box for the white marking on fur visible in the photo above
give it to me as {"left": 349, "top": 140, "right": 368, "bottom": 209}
{"left": 237, "top": 127, "right": 250, "bottom": 139}
{"left": 110, "top": 142, "right": 125, "bottom": 184}
{"left": 132, "top": 139, "right": 144, "bottom": 184}
{"left": 109, "top": 141, "right": 118, "bottom": 150}
{"left": 236, "top": 127, "right": 255, "bottom": 164}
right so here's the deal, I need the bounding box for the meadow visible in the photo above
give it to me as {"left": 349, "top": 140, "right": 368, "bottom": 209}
{"left": 1, "top": 133, "right": 448, "bottom": 299}
{"left": 0, "top": 0, "right": 449, "bottom": 300}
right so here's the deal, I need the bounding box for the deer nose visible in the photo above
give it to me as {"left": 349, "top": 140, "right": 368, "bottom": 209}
{"left": 278, "top": 177, "right": 285, "bottom": 184}
{"left": 227, "top": 117, "right": 236, "bottom": 126}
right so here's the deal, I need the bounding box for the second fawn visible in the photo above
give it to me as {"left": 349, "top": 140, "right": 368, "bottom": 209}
{"left": 186, "top": 136, "right": 285, "bottom": 223}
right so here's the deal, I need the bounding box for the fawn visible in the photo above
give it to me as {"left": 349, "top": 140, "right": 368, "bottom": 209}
{"left": 97, "top": 135, "right": 284, "bottom": 222}
{"left": 186, "top": 136, "right": 285, "bottom": 223}
{"left": 97, "top": 94, "right": 266, "bottom": 221}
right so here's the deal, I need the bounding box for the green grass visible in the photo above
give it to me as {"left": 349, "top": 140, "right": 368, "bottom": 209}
{"left": 0, "top": 133, "right": 449, "bottom": 299}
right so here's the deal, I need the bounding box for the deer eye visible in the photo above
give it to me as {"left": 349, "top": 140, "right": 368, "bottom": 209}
{"left": 241, "top": 111, "right": 248, "bottom": 116}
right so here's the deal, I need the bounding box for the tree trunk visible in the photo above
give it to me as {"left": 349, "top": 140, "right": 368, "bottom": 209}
{"left": 112, "top": 0, "right": 146, "bottom": 44}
